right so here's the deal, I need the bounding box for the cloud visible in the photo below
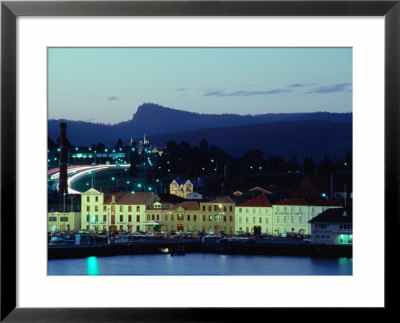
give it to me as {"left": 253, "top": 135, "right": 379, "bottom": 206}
{"left": 304, "top": 83, "right": 352, "bottom": 94}
{"left": 288, "top": 83, "right": 310, "bottom": 88}
{"left": 203, "top": 89, "right": 292, "bottom": 97}
{"left": 107, "top": 96, "right": 119, "bottom": 100}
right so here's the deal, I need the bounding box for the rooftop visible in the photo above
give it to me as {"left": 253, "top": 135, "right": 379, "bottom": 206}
{"left": 309, "top": 208, "right": 352, "bottom": 223}
{"left": 236, "top": 193, "right": 272, "bottom": 207}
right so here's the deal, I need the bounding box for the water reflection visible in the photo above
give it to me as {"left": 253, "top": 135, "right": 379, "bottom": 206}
{"left": 87, "top": 256, "right": 99, "bottom": 275}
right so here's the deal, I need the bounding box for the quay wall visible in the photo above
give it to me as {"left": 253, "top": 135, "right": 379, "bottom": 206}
{"left": 48, "top": 238, "right": 352, "bottom": 259}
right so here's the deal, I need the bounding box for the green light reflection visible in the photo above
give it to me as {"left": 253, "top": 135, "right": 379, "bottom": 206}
{"left": 87, "top": 256, "right": 99, "bottom": 275}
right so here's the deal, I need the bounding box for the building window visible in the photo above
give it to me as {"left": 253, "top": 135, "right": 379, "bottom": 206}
{"left": 178, "top": 215, "right": 183, "bottom": 221}
{"left": 277, "top": 216, "right": 281, "bottom": 223}
{"left": 229, "top": 216, "right": 232, "bottom": 222}
{"left": 136, "top": 206, "right": 140, "bottom": 212}
{"left": 60, "top": 217, "right": 69, "bottom": 221}
{"left": 246, "top": 217, "right": 249, "bottom": 223}
{"left": 299, "top": 216, "right": 303, "bottom": 223}
{"left": 128, "top": 206, "right": 132, "bottom": 212}
{"left": 120, "top": 225, "right": 123, "bottom": 231}
{"left": 120, "top": 215, "right": 123, "bottom": 222}
{"left": 208, "top": 206, "right": 211, "bottom": 212}
{"left": 203, "top": 215, "right": 206, "bottom": 221}
{"left": 48, "top": 217, "right": 57, "bottom": 221}
{"left": 187, "top": 214, "right": 191, "bottom": 221}
{"left": 152, "top": 214, "right": 155, "bottom": 220}
{"left": 86, "top": 206, "right": 90, "bottom": 212}
{"left": 103, "top": 206, "right": 107, "bottom": 212}
{"left": 95, "top": 206, "right": 98, "bottom": 212}
{"left": 146, "top": 214, "right": 150, "bottom": 221}
{"left": 209, "top": 215, "right": 212, "bottom": 221}
{"left": 291, "top": 216, "right": 294, "bottom": 223}
{"left": 157, "top": 214, "right": 159, "bottom": 221}
{"left": 245, "top": 208, "right": 249, "bottom": 213}
{"left": 284, "top": 216, "right": 288, "bottom": 223}
{"left": 259, "top": 217, "right": 262, "bottom": 224}
{"left": 119, "top": 206, "right": 123, "bottom": 212}
{"left": 95, "top": 196, "right": 98, "bottom": 202}
{"left": 194, "top": 215, "right": 197, "bottom": 221}
{"left": 128, "top": 215, "right": 132, "bottom": 222}
{"left": 136, "top": 215, "right": 140, "bottom": 222}
{"left": 239, "top": 208, "right": 242, "bottom": 213}
{"left": 239, "top": 217, "right": 242, "bottom": 224}
{"left": 202, "top": 205, "right": 206, "bottom": 211}
{"left": 223, "top": 206, "right": 227, "bottom": 212}
{"left": 87, "top": 196, "right": 90, "bottom": 202}
{"left": 265, "top": 217, "right": 269, "bottom": 224}
{"left": 223, "top": 216, "right": 226, "bottom": 222}
{"left": 103, "top": 215, "right": 107, "bottom": 222}
{"left": 229, "top": 206, "right": 233, "bottom": 212}
{"left": 253, "top": 217, "right": 256, "bottom": 223}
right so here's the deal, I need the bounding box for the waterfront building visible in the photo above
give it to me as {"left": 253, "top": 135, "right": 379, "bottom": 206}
{"left": 199, "top": 196, "right": 235, "bottom": 235}
{"left": 272, "top": 198, "right": 343, "bottom": 236}
{"left": 167, "top": 201, "right": 201, "bottom": 233}
{"left": 81, "top": 188, "right": 160, "bottom": 232}
{"left": 235, "top": 193, "right": 273, "bottom": 235}
{"left": 272, "top": 198, "right": 309, "bottom": 236}
{"left": 48, "top": 211, "right": 81, "bottom": 232}
{"left": 309, "top": 208, "right": 352, "bottom": 245}
{"left": 308, "top": 199, "right": 343, "bottom": 222}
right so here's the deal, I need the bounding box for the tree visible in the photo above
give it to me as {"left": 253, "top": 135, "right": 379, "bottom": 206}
{"left": 129, "top": 163, "right": 137, "bottom": 177}
{"left": 303, "top": 156, "right": 315, "bottom": 174}
{"left": 317, "top": 153, "right": 334, "bottom": 174}
{"left": 115, "top": 138, "right": 123, "bottom": 150}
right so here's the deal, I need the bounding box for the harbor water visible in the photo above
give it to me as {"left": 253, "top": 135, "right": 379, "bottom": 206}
{"left": 48, "top": 253, "right": 352, "bottom": 275}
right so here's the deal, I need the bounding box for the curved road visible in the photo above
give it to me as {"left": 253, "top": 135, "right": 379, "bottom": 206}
{"left": 48, "top": 164, "right": 130, "bottom": 194}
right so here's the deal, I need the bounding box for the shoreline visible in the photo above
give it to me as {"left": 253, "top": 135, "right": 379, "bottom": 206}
{"left": 48, "top": 238, "right": 352, "bottom": 259}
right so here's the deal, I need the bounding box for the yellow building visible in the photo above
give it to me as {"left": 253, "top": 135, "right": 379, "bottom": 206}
{"left": 272, "top": 198, "right": 343, "bottom": 236}
{"left": 48, "top": 211, "right": 81, "bottom": 232}
{"left": 81, "top": 188, "right": 160, "bottom": 233}
{"left": 235, "top": 194, "right": 273, "bottom": 235}
{"left": 272, "top": 198, "right": 309, "bottom": 236}
{"left": 199, "top": 196, "right": 235, "bottom": 235}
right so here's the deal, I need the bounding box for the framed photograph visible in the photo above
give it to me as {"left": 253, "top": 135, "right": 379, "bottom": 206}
{"left": 1, "top": 0, "right": 398, "bottom": 321}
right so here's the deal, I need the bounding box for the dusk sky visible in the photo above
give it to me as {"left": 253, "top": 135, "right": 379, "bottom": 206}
{"left": 48, "top": 47, "right": 352, "bottom": 124}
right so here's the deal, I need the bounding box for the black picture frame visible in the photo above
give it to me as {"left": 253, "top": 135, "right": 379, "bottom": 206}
{"left": 1, "top": 0, "right": 398, "bottom": 321}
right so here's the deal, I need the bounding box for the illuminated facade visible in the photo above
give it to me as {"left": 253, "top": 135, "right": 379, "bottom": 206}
{"left": 47, "top": 211, "right": 81, "bottom": 232}
{"left": 309, "top": 208, "right": 352, "bottom": 245}
{"left": 81, "top": 188, "right": 160, "bottom": 232}
{"left": 235, "top": 194, "right": 273, "bottom": 234}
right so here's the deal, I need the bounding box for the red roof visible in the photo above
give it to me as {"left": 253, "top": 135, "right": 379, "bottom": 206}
{"left": 236, "top": 194, "right": 272, "bottom": 207}
{"left": 274, "top": 198, "right": 308, "bottom": 206}
{"left": 103, "top": 192, "right": 155, "bottom": 205}
{"left": 171, "top": 201, "right": 200, "bottom": 211}
{"left": 207, "top": 196, "right": 235, "bottom": 204}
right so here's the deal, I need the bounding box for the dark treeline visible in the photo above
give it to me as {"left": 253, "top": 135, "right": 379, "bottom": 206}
{"left": 48, "top": 136, "right": 352, "bottom": 179}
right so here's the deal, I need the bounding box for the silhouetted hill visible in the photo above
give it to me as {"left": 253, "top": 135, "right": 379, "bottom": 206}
{"left": 48, "top": 103, "right": 352, "bottom": 162}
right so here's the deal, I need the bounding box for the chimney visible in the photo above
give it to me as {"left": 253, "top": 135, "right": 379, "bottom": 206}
{"left": 59, "top": 123, "right": 68, "bottom": 195}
